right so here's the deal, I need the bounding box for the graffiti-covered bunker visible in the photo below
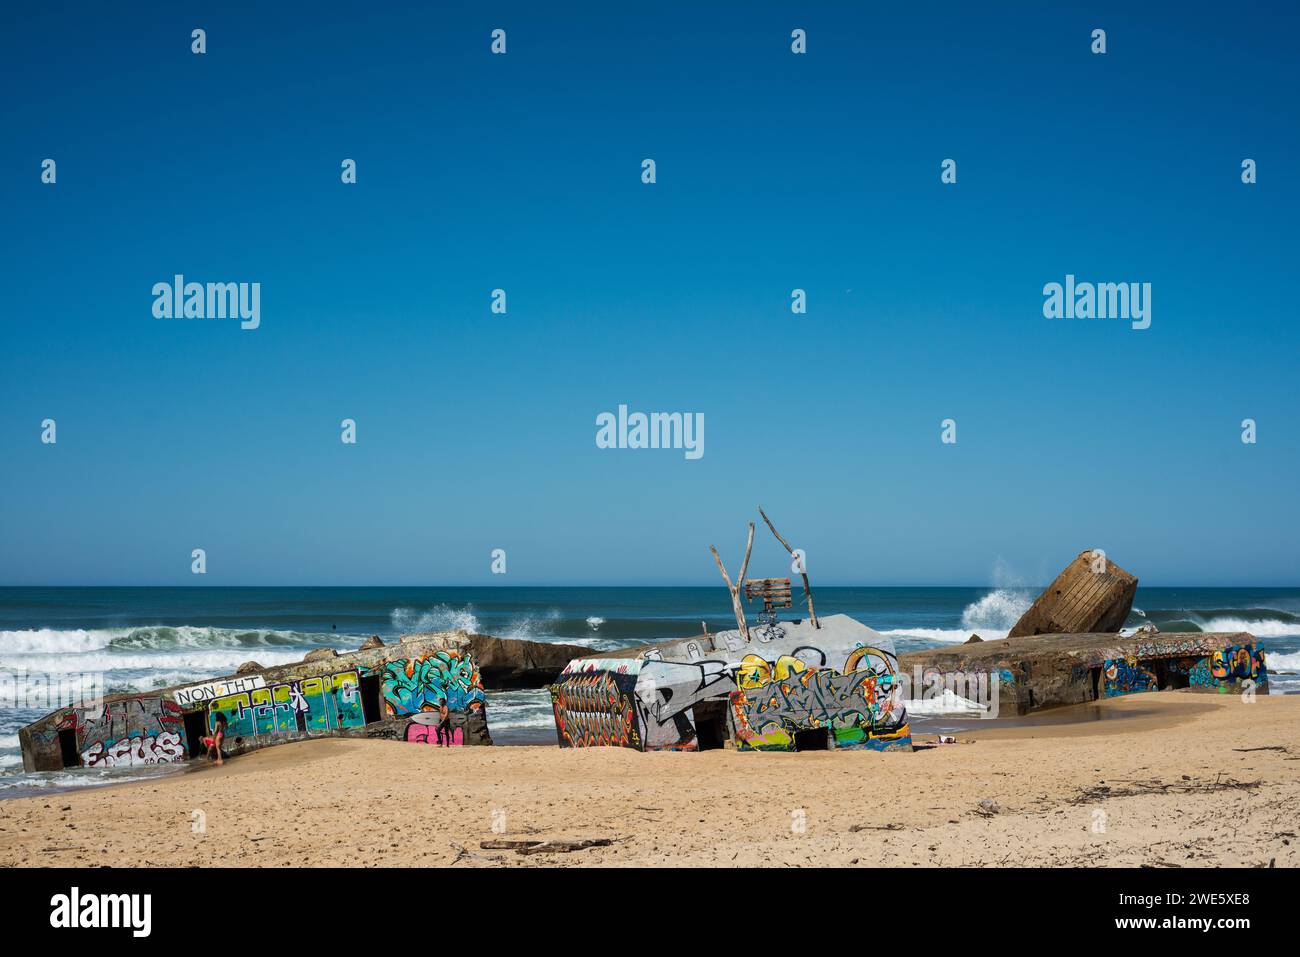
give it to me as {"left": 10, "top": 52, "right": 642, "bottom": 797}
{"left": 19, "top": 631, "right": 490, "bottom": 772}
{"left": 551, "top": 614, "right": 912, "bottom": 752}
{"left": 904, "top": 629, "right": 1269, "bottom": 712}
{"left": 549, "top": 511, "right": 913, "bottom": 753}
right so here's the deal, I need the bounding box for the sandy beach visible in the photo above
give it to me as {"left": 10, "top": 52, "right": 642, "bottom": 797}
{"left": 2, "top": 691, "right": 1296, "bottom": 868}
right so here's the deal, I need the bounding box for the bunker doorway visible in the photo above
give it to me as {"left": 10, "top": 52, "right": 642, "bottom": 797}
{"left": 183, "top": 710, "right": 210, "bottom": 758}
{"left": 1153, "top": 659, "right": 1192, "bottom": 691}
{"left": 691, "top": 701, "right": 728, "bottom": 751}
{"left": 360, "top": 675, "right": 383, "bottom": 724}
{"left": 57, "top": 728, "right": 80, "bottom": 768}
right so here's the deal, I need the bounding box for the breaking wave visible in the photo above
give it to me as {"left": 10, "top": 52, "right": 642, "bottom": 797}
{"left": 0, "top": 649, "right": 305, "bottom": 679}
{"left": 960, "top": 588, "right": 1033, "bottom": 632}
{"left": 1265, "top": 651, "right": 1300, "bottom": 672}
{"left": 485, "top": 690, "right": 559, "bottom": 731}
{"left": 389, "top": 604, "right": 482, "bottom": 635}
{"left": 1140, "top": 608, "right": 1300, "bottom": 638}
{"left": 0, "top": 625, "right": 333, "bottom": 656}
{"left": 882, "top": 588, "right": 1032, "bottom": 644}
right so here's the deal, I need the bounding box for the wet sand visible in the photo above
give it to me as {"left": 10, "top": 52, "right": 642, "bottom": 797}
{"left": 1, "top": 691, "right": 1296, "bottom": 867}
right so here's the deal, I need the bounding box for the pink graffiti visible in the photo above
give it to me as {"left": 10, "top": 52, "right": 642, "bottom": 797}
{"left": 405, "top": 722, "right": 463, "bottom": 746}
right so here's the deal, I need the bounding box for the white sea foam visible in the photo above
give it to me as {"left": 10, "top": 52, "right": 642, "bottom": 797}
{"left": 1265, "top": 652, "right": 1300, "bottom": 672}
{"left": 0, "top": 649, "right": 304, "bottom": 676}
{"left": 0, "top": 764, "right": 181, "bottom": 792}
{"left": 0, "top": 628, "right": 119, "bottom": 654}
{"left": 961, "top": 588, "right": 1032, "bottom": 631}
{"left": 498, "top": 609, "right": 565, "bottom": 642}
{"left": 1192, "top": 617, "right": 1300, "bottom": 638}
{"left": 390, "top": 604, "right": 481, "bottom": 635}
{"left": 586, "top": 616, "right": 605, "bottom": 629}
{"left": 560, "top": 635, "right": 625, "bottom": 651}
{"left": 485, "top": 690, "right": 557, "bottom": 729}
{"left": 0, "top": 625, "right": 336, "bottom": 656}
{"left": 883, "top": 627, "right": 1011, "bottom": 644}
{"left": 902, "top": 689, "right": 988, "bottom": 715}
{"left": 881, "top": 588, "right": 1030, "bottom": 645}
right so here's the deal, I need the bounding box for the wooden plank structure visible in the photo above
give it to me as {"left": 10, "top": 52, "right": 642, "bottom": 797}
{"left": 1007, "top": 549, "right": 1138, "bottom": 638}
{"left": 710, "top": 509, "right": 821, "bottom": 633}
{"left": 744, "top": 577, "right": 793, "bottom": 615}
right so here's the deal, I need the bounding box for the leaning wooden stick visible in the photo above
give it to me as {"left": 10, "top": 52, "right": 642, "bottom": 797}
{"left": 758, "top": 506, "right": 819, "bottom": 628}
{"left": 709, "top": 522, "right": 754, "bottom": 641}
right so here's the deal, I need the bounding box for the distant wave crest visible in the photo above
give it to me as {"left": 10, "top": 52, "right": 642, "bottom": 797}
{"left": 390, "top": 604, "right": 482, "bottom": 635}
{"left": 0, "top": 625, "right": 331, "bottom": 657}
{"left": 1141, "top": 608, "right": 1300, "bottom": 638}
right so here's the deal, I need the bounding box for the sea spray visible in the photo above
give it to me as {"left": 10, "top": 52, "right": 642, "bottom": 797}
{"left": 390, "top": 605, "right": 481, "bottom": 635}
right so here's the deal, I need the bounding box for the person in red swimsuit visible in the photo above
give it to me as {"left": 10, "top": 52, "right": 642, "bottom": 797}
{"left": 202, "top": 711, "right": 228, "bottom": 765}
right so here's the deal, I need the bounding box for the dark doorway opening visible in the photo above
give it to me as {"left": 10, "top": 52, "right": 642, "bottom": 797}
{"left": 360, "top": 675, "right": 383, "bottom": 724}
{"left": 1089, "top": 667, "right": 1102, "bottom": 701}
{"left": 1154, "top": 659, "right": 1191, "bottom": 690}
{"left": 691, "top": 701, "right": 728, "bottom": 750}
{"left": 57, "top": 728, "right": 80, "bottom": 768}
{"left": 793, "top": 728, "right": 829, "bottom": 751}
{"left": 183, "top": 710, "right": 210, "bottom": 758}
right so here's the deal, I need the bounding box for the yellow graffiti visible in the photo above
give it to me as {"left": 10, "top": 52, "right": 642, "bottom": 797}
{"left": 843, "top": 645, "right": 894, "bottom": 678}
{"left": 737, "top": 654, "right": 809, "bottom": 689}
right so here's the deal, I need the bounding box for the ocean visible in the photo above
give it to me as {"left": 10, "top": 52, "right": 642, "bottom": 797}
{"left": 2, "top": 585, "right": 1297, "bottom": 794}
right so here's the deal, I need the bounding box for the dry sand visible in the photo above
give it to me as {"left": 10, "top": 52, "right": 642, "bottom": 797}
{"left": 2, "top": 691, "right": 1296, "bottom": 868}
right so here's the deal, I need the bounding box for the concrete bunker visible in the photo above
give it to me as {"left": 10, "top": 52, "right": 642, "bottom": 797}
{"left": 550, "top": 613, "right": 913, "bottom": 753}
{"left": 19, "top": 631, "right": 494, "bottom": 773}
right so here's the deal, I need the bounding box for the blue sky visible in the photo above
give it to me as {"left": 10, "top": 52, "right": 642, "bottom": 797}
{"left": 1, "top": 2, "right": 1296, "bottom": 586}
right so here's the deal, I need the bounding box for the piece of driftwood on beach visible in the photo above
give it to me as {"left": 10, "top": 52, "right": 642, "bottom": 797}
{"left": 1007, "top": 549, "right": 1138, "bottom": 638}
{"left": 480, "top": 838, "right": 615, "bottom": 855}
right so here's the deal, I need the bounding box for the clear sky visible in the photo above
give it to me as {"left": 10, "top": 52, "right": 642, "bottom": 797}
{"left": 1, "top": 2, "right": 1296, "bottom": 586}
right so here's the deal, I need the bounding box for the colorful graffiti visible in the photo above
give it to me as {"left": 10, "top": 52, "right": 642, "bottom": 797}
{"left": 381, "top": 652, "right": 485, "bottom": 717}
{"left": 550, "top": 671, "right": 640, "bottom": 749}
{"left": 83, "top": 731, "right": 185, "bottom": 767}
{"left": 549, "top": 617, "right": 911, "bottom": 752}
{"left": 730, "top": 646, "right": 903, "bottom": 751}
{"left": 1102, "top": 657, "right": 1157, "bottom": 697}
{"left": 208, "top": 670, "right": 365, "bottom": 740}
{"left": 1187, "top": 657, "right": 1216, "bottom": 688}
{"left": 1101, "top": 644, "right": 1267, "bottom": 698}
{"left": 75, "top": 696, "right": 186, "bottom": 768}
{"left": 1211, "top": 646, "right": 1266, "bottom": 685}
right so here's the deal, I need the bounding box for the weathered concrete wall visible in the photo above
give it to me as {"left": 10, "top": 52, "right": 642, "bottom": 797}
{"left": 1007, "top": 550, "right": 1137, "bottom": 638}
{"left": 898, "top": 631, "right": 1268, "bottom": 715}
{"left": 551, "top": 614, "right": 912, "bottom": 753}
{"left": 19, "top": 631, "right": 494, "bottom": 772}
{"left": 464, "top": 633, "right": 592, "bottom": 688}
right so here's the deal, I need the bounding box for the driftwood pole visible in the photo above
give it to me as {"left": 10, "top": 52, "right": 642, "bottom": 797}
{"left": 709, "top": 523, "right": 754, "bottom": 641}
{"left": 758, "top": 506, "right": 819, "bottom": 628}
